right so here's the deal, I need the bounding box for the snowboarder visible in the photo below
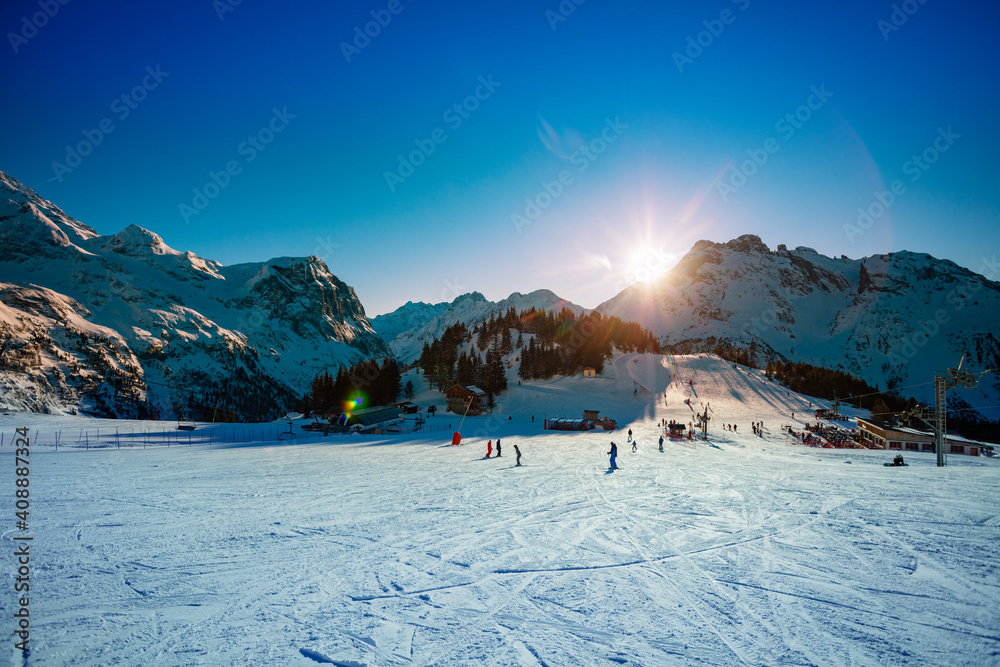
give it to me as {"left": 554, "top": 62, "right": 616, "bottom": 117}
{"left": 733, "top": 425, "right": 737, "bottom": 433}
{"left": 892, "top": 453, "right": 904, "bottom": 467}
{"left": 632, "top": 440, "right": 637, "bottom": 452}
{"left": 515, "top": 444, "right": 522, "bottom": 466}
{"left": 627, "top": 428, "right": 633, "bottom": 442}
{"left": 486, "top": 440, "right": 492, "bottom": 458}
{"left": 608, "top": 441, "right": 618, "bottom": 469}
{"left": 659, "top": 435, "right": 664, "bottom": 451}
{"left": 496, "top": 439, "right": 502, "bottom": 457}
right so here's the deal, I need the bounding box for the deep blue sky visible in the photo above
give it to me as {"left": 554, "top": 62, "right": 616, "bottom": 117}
{"left": 2, "top": 0, "right": 998, "bottom": 315}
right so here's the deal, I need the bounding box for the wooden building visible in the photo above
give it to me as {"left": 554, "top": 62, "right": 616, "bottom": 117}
{"left": 445, "top": 384, "right": 486, "bottom": 415}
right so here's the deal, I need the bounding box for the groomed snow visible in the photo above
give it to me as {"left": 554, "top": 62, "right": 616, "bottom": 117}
{"left": 2, "top": 354, "right": 998, "bottom": 665}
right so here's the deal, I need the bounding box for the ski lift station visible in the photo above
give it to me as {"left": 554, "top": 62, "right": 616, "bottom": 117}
{"left": 326, "top": 405, "right": 404, "bottom": 434}
{"left": 544, "top": 410, "right": 617, "bottom": 431}
{"left": 857, "top": 417, "right": 993, "bottom": 457}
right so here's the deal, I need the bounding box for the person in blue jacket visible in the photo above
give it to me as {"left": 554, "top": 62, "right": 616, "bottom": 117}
{"left": 608, "top": 441, "right": 618, "bottom": 469}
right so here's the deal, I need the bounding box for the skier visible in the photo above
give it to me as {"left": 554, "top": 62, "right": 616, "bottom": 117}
{"left": 486, "top": 440, "right": 492, "bottom": 458}
{"left": 515, "top": 444, "right": 522, "bottom": 466}
{"left": 608, "top": 441, "right": 618, "bottom": 469}
{"left": 632, "top": 440, "right": 637, "bottom": 453}
{"left": 659, "top": 435, "right": 664, "bottom": 451}
{"left": 496, "top": 439, "right": 502, "bottom": 457}
{"left": 627, "top": 428, "right": 633, "bottom": 442}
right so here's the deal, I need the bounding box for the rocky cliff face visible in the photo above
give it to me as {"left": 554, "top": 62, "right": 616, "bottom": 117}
{"left": 597, "top": 235, "right": 1000, "bottom": 419}
{"left": 0, "top": 171, "right": 389, "bottom": 418}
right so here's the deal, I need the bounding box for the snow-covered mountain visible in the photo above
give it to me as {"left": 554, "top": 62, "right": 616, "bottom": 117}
{"left": 372, "top": 289, "right": 585, "bottom": 364}
{"left": 0, "top": 171, "right": 389, "bottom": 418}
{"left": 597, "top": 234, "right": 1000, "bottom": 419}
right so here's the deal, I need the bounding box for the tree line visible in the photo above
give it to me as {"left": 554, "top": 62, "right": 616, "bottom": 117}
{"left": 418, "top": 307, "right": 661, "bottom": 390}
{"left": 302, "top": 358, "right": 402, "bottom": 416}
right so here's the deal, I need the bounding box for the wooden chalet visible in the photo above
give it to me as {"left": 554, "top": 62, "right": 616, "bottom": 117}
{"left": 445, "top": 384, "right": 486, "bottom": 415}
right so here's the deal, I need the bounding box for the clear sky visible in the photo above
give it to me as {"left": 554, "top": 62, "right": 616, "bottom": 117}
{"left": 2, "top": 0, "right": 998, "bottom": 316}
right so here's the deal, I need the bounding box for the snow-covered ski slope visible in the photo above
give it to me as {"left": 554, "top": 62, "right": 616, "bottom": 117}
{"left": 2, "top": 354, "right": 998, "bottom": 666}
{"left": 488, "top": 352, "right": 842, "bottom": 433}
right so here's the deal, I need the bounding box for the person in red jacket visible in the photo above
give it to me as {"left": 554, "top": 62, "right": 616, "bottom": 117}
{"left": 486, "top": 440, "right": 492, "bottom": 458}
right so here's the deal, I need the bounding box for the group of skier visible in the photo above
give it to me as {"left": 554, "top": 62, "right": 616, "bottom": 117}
{"left": 484, "top": 439, "right": 521, "bottom": 466}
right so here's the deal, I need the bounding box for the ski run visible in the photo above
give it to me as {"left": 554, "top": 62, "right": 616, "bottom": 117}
{"left": 1, "top": 353, "right": 998, "bottom": 666}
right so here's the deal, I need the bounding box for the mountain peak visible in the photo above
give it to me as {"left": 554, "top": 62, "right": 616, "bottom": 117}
{"left": 725, "top": 234, "right": 770, "bottom": 254}
{"left": 107, "top": 224, "right": 174, "bottom": 256}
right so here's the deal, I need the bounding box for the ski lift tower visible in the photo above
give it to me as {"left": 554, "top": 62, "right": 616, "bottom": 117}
{"left": 902, "top": 356, "right": 988, "bottom": 467}
{"left": 698, "top": 403, "right": 710, "bottom": 440}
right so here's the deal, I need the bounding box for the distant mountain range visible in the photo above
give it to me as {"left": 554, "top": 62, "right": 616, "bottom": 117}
{"left": 2, "top": 169, "right": 997, "bottom": 421}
